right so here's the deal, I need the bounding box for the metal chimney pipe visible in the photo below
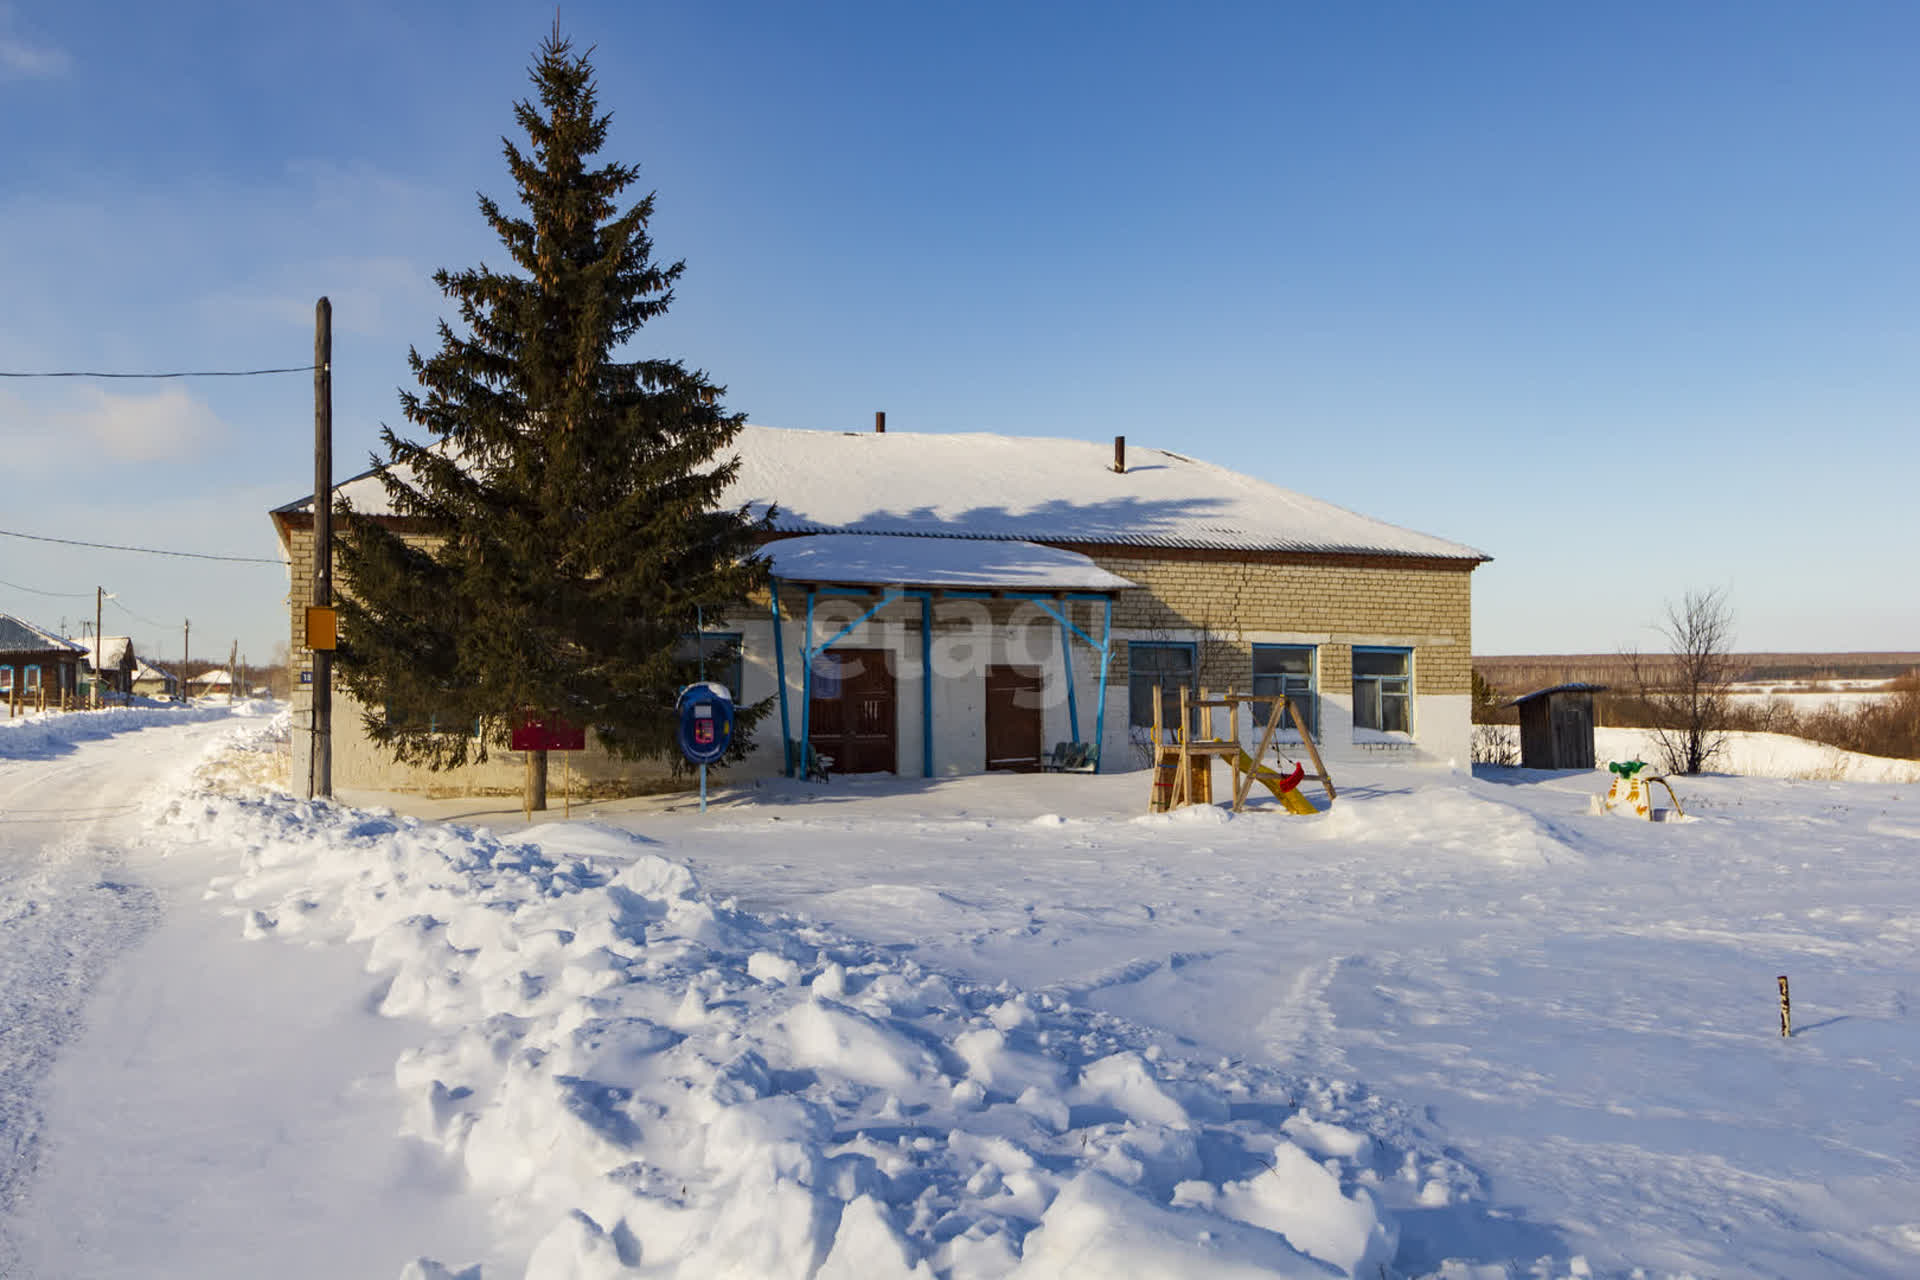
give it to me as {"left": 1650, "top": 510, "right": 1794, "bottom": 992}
{"left": 1113, "top": 435, "right": 1125, "bottom": 473}
{"left": 875, "top": 411, "right": 886, "bottom": 434}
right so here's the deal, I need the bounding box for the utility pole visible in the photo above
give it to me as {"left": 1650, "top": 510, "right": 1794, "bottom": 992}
{"left": 311, "top": 296, "right": 333, "bottom": 798}
{"left": 182, "top": 618, "right": 190, "bottom": 701}
{"left": 94, "top": 586, "right": 104, "bottom": 708}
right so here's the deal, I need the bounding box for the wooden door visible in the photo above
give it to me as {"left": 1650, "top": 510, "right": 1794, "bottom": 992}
{"left": 984, "top": 664, "right": 1044, "bottom": 771}
{"left": 809, "top": 649, "right": 896, "bottom": 774}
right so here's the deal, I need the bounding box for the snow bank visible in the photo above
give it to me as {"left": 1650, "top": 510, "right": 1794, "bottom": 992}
{"left": 1593, "top": 728, "right": 1920, "bottom": 783}
{"left": 0, "top": 700, "right": 249, "bottom": 759}
{"left": 160, "top": 783, "right": 1432, "bottom": 1278}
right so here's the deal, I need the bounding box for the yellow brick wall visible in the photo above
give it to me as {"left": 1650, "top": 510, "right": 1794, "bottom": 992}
{"left": 279, "top": 516, "right": 1477, "bottom": 790}
{"left": 1081, "top": 551, "right": 1475, "bottom": 695}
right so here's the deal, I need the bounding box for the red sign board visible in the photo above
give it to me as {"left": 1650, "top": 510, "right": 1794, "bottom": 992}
{"left": 511, "top": 712, "right": 587, "bottom": 752}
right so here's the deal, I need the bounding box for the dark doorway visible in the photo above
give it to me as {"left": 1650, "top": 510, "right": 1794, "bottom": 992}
{"left": 985, "top": 664, "right": 1044, "bottom": 771}
{"left": 809, "top": 648, "right": 897, "bottom": 774}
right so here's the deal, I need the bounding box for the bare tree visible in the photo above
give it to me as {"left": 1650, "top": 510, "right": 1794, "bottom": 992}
{"left": 1634, "top": 588, "right": 1737, "bottom": 775}
{"left": 1469, "top": 668, "right": 1518, "bottom": 766}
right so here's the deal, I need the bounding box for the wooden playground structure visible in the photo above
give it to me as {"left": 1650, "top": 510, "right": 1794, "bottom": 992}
{"left": 1146, "top": 685, "right": 1336, "bottom": 815}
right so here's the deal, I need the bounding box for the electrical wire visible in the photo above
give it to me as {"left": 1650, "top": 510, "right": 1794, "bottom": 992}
{"left": 108, "top": 597, "right": 175, "bottom": 630}
{"left": 0, "top": 527, "right": 284, "bottom": 565}
{"left": 0, "top": 573, "right": 94, "bottom": 599}
{"left": 0, "top": 365, "right": 316, "bottom": 379}
{"left": 0, "top": 572, "right": 186, "bottom": 634}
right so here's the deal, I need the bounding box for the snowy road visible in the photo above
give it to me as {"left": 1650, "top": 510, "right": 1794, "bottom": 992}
{"left": 0, "top": 718, "right": 182, "bottom": 1265}
{"left": 0, "top": 711, "right": 486, "bottom": 1278}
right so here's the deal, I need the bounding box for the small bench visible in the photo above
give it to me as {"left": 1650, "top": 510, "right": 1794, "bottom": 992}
{"left": 1041, "top": 741, "right": 1099, "bottom": 773}
{"left": 788, "top": 741, "right": 834, "bottom": 782}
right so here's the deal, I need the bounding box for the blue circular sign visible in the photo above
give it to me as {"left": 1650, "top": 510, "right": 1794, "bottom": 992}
{"left": 677, "top": 682, "right": 735, "bottom": 765}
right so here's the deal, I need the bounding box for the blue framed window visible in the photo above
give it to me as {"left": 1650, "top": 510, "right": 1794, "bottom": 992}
{"left": 677, "top": 631, "right": 745, "bottom": 700}
{"left": 1128, "top": 641, "right": 1197, "bottom": 737}
{"left": 1352, "top": 647, "right": 1412, "bottom": 734}
{"left": 0, "top": 665, "right": 12, "bottom": 693}
{"left": 1252, "top": 644, "right": 1317, "bottom": 738}
{"left": 24, "top": 664, "right": 41, "bottom": 692}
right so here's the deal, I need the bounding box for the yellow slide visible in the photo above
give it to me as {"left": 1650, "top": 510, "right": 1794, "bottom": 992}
{"left": 1235, "top": 750, "right": 1321, "bottom": 814}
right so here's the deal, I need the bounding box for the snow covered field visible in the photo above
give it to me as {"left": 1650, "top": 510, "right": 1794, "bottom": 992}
{"left": 5, "top": 708, "right": 1920, "bottom": 1277}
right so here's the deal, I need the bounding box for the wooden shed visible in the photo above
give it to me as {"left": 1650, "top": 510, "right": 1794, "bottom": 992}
{"left": 1509, "top": 682, "right": 1607, "bottom": 770}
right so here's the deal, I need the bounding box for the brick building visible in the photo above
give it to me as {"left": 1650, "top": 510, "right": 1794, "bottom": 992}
{"left": 272, "top": 426, "right": 1487, "bottom": 793}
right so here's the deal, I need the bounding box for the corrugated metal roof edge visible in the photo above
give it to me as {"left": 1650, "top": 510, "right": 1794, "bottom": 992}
{"left": 765, "top": 523, "right": 1491, "bottom": 562}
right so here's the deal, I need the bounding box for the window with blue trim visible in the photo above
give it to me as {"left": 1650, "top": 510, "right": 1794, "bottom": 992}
{"left": 24, "top": 664, "right": 41, "bottom": 692}
{"left": 1252, "top": 644, "right": 1317, "bottom": 737}
{"left": 1128, "top": 641, "right": 1196, "bottom": 737}
{"left": 677, "top": 631, "right": 745, "bottom": 700}
{"left": 0, "top": 666, "right": 12, "bottom": 693}
{"left": 1352, "top": 647, "right": 1412, "bottom": 734}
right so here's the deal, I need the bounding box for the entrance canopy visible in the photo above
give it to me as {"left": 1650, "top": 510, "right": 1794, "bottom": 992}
{"left": 763, "top": 534, "right": 1134, "bottom": 593}
{"left": 763, "top": 535, "right": 1134, "bottom": 778}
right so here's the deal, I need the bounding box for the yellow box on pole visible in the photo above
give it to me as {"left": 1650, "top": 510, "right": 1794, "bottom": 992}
{"left": 305, "top": 605, "right": 338, "bottom": 651}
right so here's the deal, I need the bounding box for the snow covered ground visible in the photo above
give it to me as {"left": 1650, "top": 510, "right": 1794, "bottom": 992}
{"left": 6, "top": 708, "right": 1920, "bottom": 1277}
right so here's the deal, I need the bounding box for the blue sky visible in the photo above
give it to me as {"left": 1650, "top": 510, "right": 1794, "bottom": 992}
{"left": 2, "top": 0, "right": 1915, "bottom": 664}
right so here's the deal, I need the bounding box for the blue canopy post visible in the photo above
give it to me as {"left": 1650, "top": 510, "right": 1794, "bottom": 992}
{"left": 1092, "top": 595, "right": 1114, "bottom": 772}
{"left": 1057, "top": 608, "right": 1081, "bottom": 746}
{"left": 1025, "top": 591, "right": 1121, "bottom": 773}
{"left": 770, "top": 580, "right": 793, "bottom": 777}
{"left": 798, "top": 587, "right": 817, "bottom": 774}
{"left": 920, "top": 593, "right": 935, "bottom": 777}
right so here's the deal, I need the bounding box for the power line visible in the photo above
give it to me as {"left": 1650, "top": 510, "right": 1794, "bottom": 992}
{"left": 0, "top": 573, "right": 94, "bottom": 599}
{"left": 0, "top": 527, "right": 283, "bottom": 565}
{"left": 108, "top": 597, "right": 175, "bottom": 630}
{"left": 0, "top": 365, "right": 316, "bottom": 379}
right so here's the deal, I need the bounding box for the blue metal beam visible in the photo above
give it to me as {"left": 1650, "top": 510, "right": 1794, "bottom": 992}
{"left": 812, "top": 590, "right": 907, "bottom": 653}
{"left": 1092, "top": 595, "right": 1114, "bottom": 772}
{"left": 1024, "top": 595, "right": 1105, "bottom": 653}
{"left": 799, "top": 587, "right": 816, "bottom": 770}
{"left": 769, "top": 582, "right": 792, "bottom": 777}
{"left": 1058, "top": 616, "right": 1080, "bottom": 744}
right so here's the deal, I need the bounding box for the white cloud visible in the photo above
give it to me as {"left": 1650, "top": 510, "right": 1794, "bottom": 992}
{"left": 71, "top": 385, "right": 224, "bottom": 461}
{"left": 201, "top": 254, "right": 444, "bottom": 340}
{"left": 0, "top": 384, "right": 227, "bottom": 467}
{"left": 0, "top": 7, "right": 68, "bottom": 80}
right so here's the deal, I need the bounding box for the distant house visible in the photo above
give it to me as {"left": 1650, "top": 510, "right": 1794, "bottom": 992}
{"left": 272, "top": 424, "right": 1489, "bottom": 794}
{"left": 0, "top": 614, "right": 86, "bottom": 705}
{"left": 83, "top": 635, "right": 138, "bottom": 697}
{"left": 132, "top": 659, "right": 180, "bottom": 699}
{"left": 187, "top": 668, "right": 233, "bottom": 698}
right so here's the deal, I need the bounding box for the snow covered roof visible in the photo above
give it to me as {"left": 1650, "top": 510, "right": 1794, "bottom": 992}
{"left": 280, "top": 426, "right": 1487, "bottom": 561}
{"left": 133, "top": 659, "right": 176, "bottom": 683}
{"left": 0, "top": 614, "right": 85, "bottom": 655}
{"left": 1509, "top": 682, "right": 1609, "bottom": 706}
{"left": 188, "top": 668, "right": 232, "bottom": 688}
{"left": 764, "top": 534, "right": 1135, "bottom": 593}
{"left": 84, "top": 636, "right": 135, "bottom": 671}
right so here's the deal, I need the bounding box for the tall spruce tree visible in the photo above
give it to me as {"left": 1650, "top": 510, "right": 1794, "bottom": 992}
{"left": 335, "top": 29, "right": 768, "bottom": 808}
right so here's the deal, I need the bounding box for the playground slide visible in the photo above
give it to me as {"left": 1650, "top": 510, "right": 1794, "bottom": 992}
{"left": 1234, "top": 751, "right": 1319, "bottom": 814}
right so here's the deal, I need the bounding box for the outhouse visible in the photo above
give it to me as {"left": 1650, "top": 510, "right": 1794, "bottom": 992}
{"left": 1509, "top": 683, "right": 1607, "bottom": 770}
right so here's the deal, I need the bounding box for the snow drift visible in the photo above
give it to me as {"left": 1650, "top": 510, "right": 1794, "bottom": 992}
{"left": 158, "top": 780, "right": 1451, "bottom": 1278}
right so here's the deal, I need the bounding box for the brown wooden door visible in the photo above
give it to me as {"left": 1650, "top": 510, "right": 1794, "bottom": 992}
{"left": 809, "top": 649, "right": 896, "bottom": 774}
{"left": 985, "top": 664, "right": 1044, "bottom": 771}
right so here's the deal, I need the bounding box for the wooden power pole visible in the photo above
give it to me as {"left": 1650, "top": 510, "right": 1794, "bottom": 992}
{"left": 182, "top": 618, "right": 190, "bottom": 700}
{"left": 94, "top": 586, "right": 104, "bottom": 707}
{"left": 311, "top": 296, "right": 333, "bottom": 798}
